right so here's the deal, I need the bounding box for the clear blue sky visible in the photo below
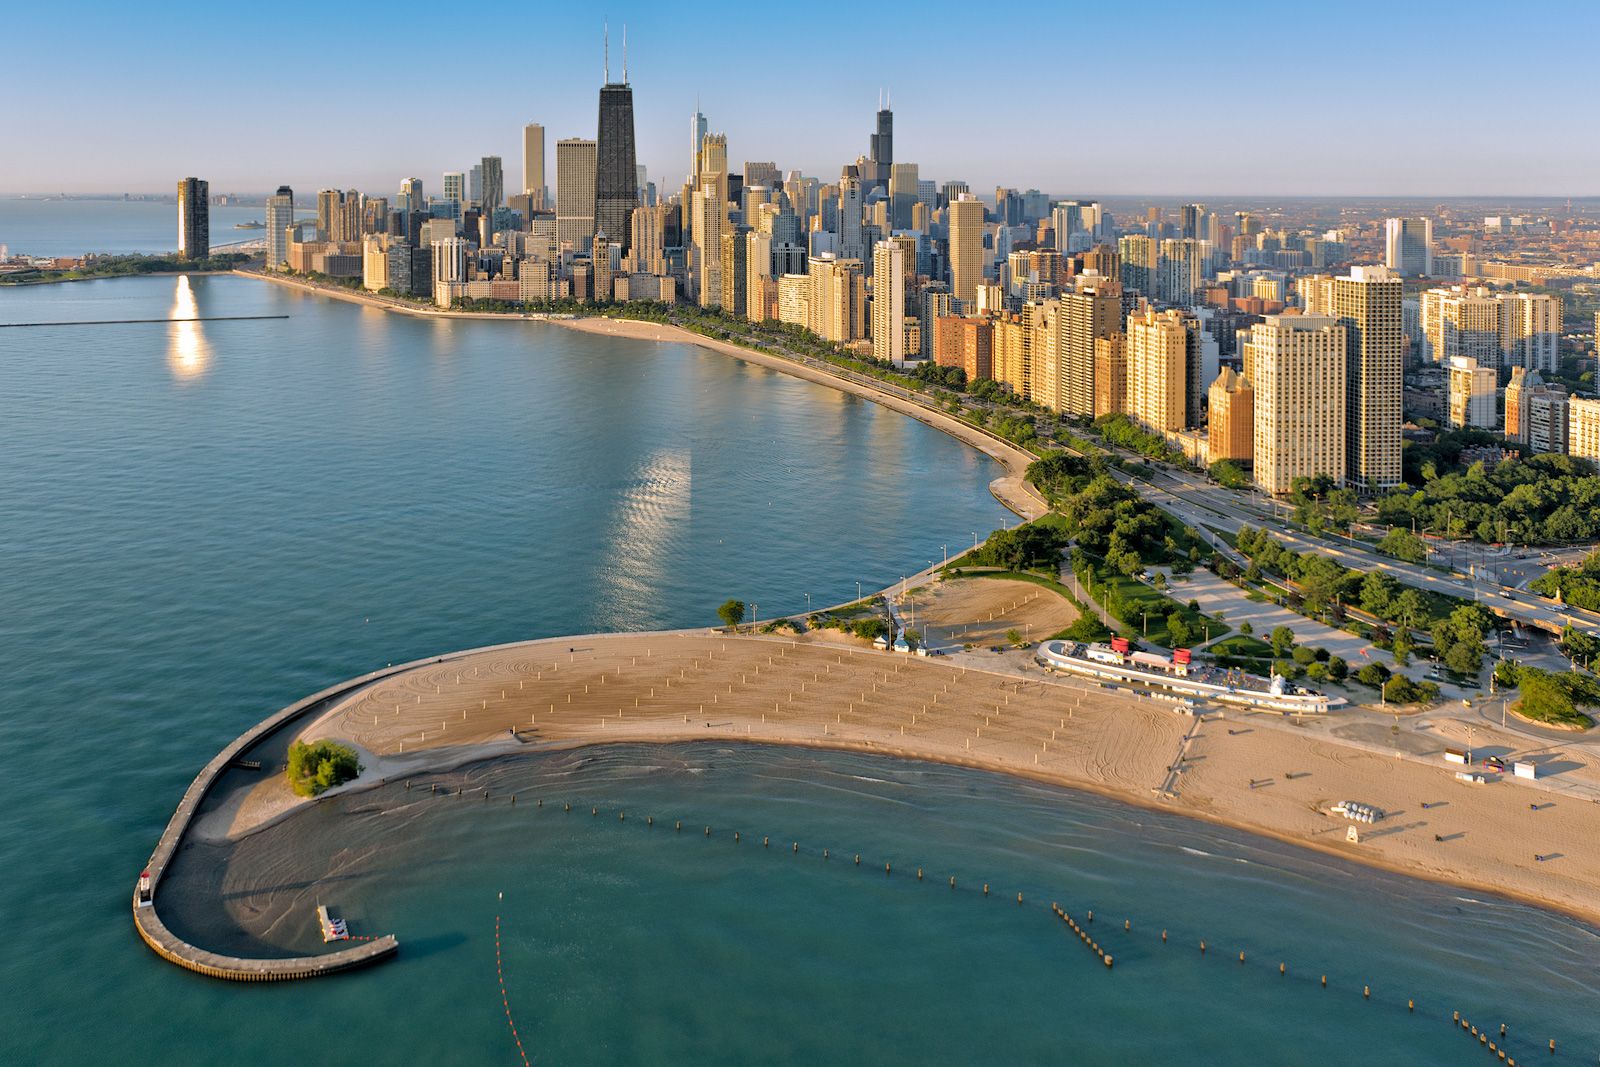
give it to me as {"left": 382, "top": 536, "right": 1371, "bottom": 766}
{"left": 6, "top": 0, "right": 1598, "bottom": 198}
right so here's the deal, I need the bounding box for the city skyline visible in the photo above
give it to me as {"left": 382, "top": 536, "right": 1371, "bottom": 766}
{"left": 7, "top": 0, "right": 1600, "bottom": 197}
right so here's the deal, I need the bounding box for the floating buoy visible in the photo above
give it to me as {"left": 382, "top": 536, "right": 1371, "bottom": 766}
{"left": 949, "top": 876, "right": 955, "bottom": 889}
{"left": 591, "top": 807, "right": 597, "bottom": 816}
{"left": 1124, "top": 919, "right": 1130, "bottom": 931}
{"left": 763, "top": 837, "right": 769, "bottom": 847}
{"left": 917, "top": 868, "right": 923, "bottom": 880}
{"left": 1104, "top": 955, "right": 1113, "bottom": 969}
{"left": 1239, "top": 951, "right": 1246, "bottom": 964}
{"left": 1363, "top": 985, "right": 1370, "bottom": 1000}
{"left": 855, "top": 854, "right": 861, "bottom": 865}
{"left": 618, "top": 811, "right": 624, "bottom": 821}
{"left": 1200, "top": 940, "right": 1206, "bottom": 954}
{"left": 983, "top": 883, "right": 989, "bottom": 896}
{"left": 1161, "top": 930, "right": 1167, "bottom": 943}
{"left": 1323, "top": 975, "right": 1328, "bottom": 987}
{"left": 646, "top": 815, "right": 652, "bottom": 826}
{"left": 823, "top": 849, "right": 829, "bottom": 859}
{"left": 793, "top": 842, "right": 798, "bottom": 854}
{"left": 1087, "top": 911, "right": 1093, "bottom": 922}
{"left": 1407, "top": 999, "right": 1413, "bottom": 1012}
{"left": 885, "top": 861, "right": 892, "bottom": 874}
{"left": 1280, "top": 963, "right": 1287, "bottom": 976}
{"left": 704, "top": 826, "right": 711, "bottom": 836}
{"left": 675, "top": 820, "right": 681, "bottom": 831}
{"left": 1016, "top": 892, "right": 1023, "bottom": 905}
{"left": 733, "top": 831, "right": 739, "bottom": 842}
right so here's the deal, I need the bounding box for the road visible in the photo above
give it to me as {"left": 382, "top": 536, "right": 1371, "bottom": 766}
{"left": 1112, "top": 461, "right": 1600, "bottom": 637}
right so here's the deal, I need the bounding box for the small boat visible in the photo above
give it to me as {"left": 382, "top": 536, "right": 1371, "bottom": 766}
{"left": 317, "top": 905, "right": 349, "bottom": 942}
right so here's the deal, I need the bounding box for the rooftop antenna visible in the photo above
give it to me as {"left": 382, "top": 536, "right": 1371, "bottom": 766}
{"left": 604, "top": 20, "right": 610, "bottom": 83}
{"left": 623, "top": 24, "right": 628, "bottom": 83}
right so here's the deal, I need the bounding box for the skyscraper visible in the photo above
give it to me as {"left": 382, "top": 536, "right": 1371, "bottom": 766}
{"left": 949, "top": 194, "right": 985, "bottom": 310}
{"left": 1057, "top": 274, "right": 1123, "bottom": 418}
{"left": 177, "top": 177, "right": 208, "bottom": 260}
{"left": 265, "top": 186, "right": 294, "bottom": 271}
{"left": 480, "top": 156, "right": 504, "bottom": 213}
{"left": 888, "top": 163, "right": 918, "bottom": 231}
{"left": 398, "top": 177, "right": 424, "bottom": 215}
{"left": 596, "top": 46, "right": 637, "bottom": 254}
{"left": 1127, "top": 308, "right": 1190, "bottom": 435}
{"left": 1246, "top": 315, "right": 1348, "bottom": 495}
{"left": 692, "top": 186, "right": 723, "bottom": 307}
{"left": 556, "top": 138, "right": 598, "bottom": 253}
{"left": 691, "top": 107, "right": 708, "bottom": 181}
{"left": 1332, "top": 265, "right": 1404, "bottom": 492}
{"left": 1383, "top": 217, "right": 1433, "bottom": 277}
{"left": 443, "top": 172, "right": 464, "bottom": 205}
{"left": 869, "top": 99, "right": 893, "bottom": 192}
{"left": 837, "top": 174, "right": 864, "bottom": 261}
{"left": 522, "top": 124, "right": 546, "bottom": 202}
{"left": 872, "top": 240, "right": 907, "bottom": 366}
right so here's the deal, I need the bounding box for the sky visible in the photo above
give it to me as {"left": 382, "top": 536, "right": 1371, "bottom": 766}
{"left": 5, "top": 0, "right": 1599, "bottom": 199}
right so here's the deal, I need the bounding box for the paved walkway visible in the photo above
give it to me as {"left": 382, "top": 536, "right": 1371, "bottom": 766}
{"left": 1171, "top": 570, "right": 1383, "bottom": 666}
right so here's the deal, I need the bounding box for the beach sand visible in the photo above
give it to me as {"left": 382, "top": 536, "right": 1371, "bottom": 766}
{"left": 213, "top": 626, "right": 1600, "bottom": 928}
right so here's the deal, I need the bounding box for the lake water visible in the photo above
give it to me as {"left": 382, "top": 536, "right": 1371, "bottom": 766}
{"left": 1, "top": 274, "right": 1596, "bottom": 1063}
{"left": 0, "top": 198, "right": 268, "bottom": 258}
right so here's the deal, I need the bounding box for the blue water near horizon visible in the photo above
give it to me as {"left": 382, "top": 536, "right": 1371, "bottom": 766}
{"left": 0, "top": 198, "right": 266, "bottom": 257}
{"left": 0, "top": 272, "right": 1597, "bottom": 1063}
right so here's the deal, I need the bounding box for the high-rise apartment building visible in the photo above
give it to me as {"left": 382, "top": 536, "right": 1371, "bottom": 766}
{"left": 807, "top": 255, "right": 866, "bottom": 343}
{"left": 556, "top": 138, "right": 598, "bottom": 253}
{"left": 480, "top": 156, "right": 504, "bottom": 213}
{"left": 522, "top": 124, "right": 546, "bottom": 202}
{"left": 398, "top": 177, "right": 424, "bottom": 214}
{"left": 1093, "top": 336, "right": 1128, "bottom": 418}
{"left": 872, "top": 240, "right": 907, "bottom": 365}
{"left": 1569, "top": 398, "right": 1600, "bottom": 462}
{"left": 692, "top": 186, "right": 723, "bottom": 307}
{"left": 442, "top": 172, "right": 464, "bottom": 205}
{"left": 177, "top": 177, "right": 208, "bottom": 260}
{"left": 628, "top": 203, "right": 668, "bottom": 276}
{"left": 720, "top": 226, "right": 749, "bottom": 315}
{"left": 697, "top": 133, "right": 728, "bottom": 204}
{"left": 1447, "top": 357, "right": 1497, "bottom": 429}
{"left": 949, "top": 194, "right": 985, "bottom": 310}
{"left": 837, "top": 174, "right": 864, "bottom": 262}
{"left": 431, "top": 237, "right": 468, "bottom": 308}
{"left": 1504, "top": 366, "right": 1570, "bottom": 451}
{"left": 596, "top": 75, "right": 636, "bottom": 253}
{"left": 1057, "top": 273, "right": 1123, "bottom": 417}
{"left": 1157, "top": 238, "right": 1208, "bottom": 306}
{"left": 1383, "top": 217, "right": 1433, "bottom": 277}
{"left": 1206, "top": 366, "right": 1253, "bottom": 463}
{"left": 1118, "top": 235, "right": 1156, "bottom": 296}
{"left": 690, "top": 108, "right": 708, "bottom": 180}
{"left": 1246, "top": 314, "right": 1348, "bottom": 495}
{"left": 265, "top": 185, "right": 294, "bottom": 271}
{"left": 1332, "top": 265, "right": 1404, "bottom": 492}
{"left": 1127, "top": 308, "right": 1190, "bottom": 435}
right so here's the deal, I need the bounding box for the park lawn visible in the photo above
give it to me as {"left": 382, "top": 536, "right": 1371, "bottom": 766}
{"left": 1077, "top": 557, "right": 1229, "bottom": 648}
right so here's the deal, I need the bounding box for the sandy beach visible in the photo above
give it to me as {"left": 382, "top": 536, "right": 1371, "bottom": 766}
{"left": 206, "top": 620, "right": 1600, "bottom": 928}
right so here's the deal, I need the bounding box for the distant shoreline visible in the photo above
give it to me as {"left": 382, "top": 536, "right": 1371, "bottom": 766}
{"left": 239, "top": 268, "right": 1048, "bottom": 521}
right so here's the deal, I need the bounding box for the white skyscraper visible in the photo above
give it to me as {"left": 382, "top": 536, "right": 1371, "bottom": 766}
{"left": 872, "top": 240, "right": 907, "bottom": 366}
{"left": 443, "top": 172, "right": 464, "bottom": 205}
{"left": 556, "top": 138, "right": 597, "bottom": 254}
{"left": 1383, "top": 217, "right": 1433, "bottom": 277}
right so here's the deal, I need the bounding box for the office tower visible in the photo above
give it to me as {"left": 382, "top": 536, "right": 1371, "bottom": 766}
{"left": 177, "top": 177, "right": 209, "bottom": 260}
{"left": 1447, "top": 358, "right": 1497, "bottom": 429}
{"left": 744, "top": 161, "right": 780, "bottom": 189}
{"left": 556, "top": 138, "right": 598, "bottom": 253}
{"left": 807, "top": 254, "right": 866, "bottom": 343}
{"left": 691, "top": 108, "right": 708, "bottom": 179}
{"left": 337, "top": 190, "right": 362, "bottom": 243}
{"left": 362, "top": 196, "right": 388, "bottom": 236}
{"left": 889, "top": 163, "right": 918, "bottom": 231}
{"left": 1127, "top": 308, "right": 1191, "bottom": 434}
{"left": 1180, "top": 203, "right": 1206, "bottom": 241}
{"left": 398, "top": 177, "right": 424, "bottom": 214}
{"left": 720, "top": 226, "right": 749, "bottom": 314}
{"left": 1057, "top": 273, "right": 1123, "bottom": 417}
{"left": 872, "top": 240, "right": 907, "bottom": 365}
{"left": 1207, "top": 366, "right": 1253, "bottom": 463}
{"left": 1569, "top": 398, "right": 1600, "bottom": 461}
{"left": 443, "top": 172, "right": 465, "bottom": 205}
{"left": 1332, "top": 265, "right": 1404, "bottom": 492}
{"left": 522, "top": 124, "right": 546, "bottom": 201}
{"left": 265, "top": 186, "right": 294, "bottom": 270}
{"left": 469, "top": 164, "right": 484, "bottom": 207}
{"left": 1118, "top": 234, "right": 1156, "bottom": 296}
{"left": 948, "top": 194, "right": 985, "bottom": 309}
{"left": 592, "top": 234, "right": 619, "bottom": 301}
{"left": 1094, "top": 336, "right": 1128, "bottom": 418}
{"left": 1383, "top": 217, "right": 1433, "bottom": 277}
{"left": 697, "top": 133, "right": 728, "bottom": 198}
{"left": 1246, "top": 314, "right": 1349, "bottom": 495}
{"left": 596, "top": 60, "right": 636, "bottom": 253}
{"left": 692, "top": 186, "right": 723, "bottom": 307}
{"left": 870, "top": 100, "right": 892, "bottom": 173}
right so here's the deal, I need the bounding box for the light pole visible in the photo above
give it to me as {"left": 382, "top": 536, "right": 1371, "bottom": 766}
{"left": 942, "top": 544, "right": 948, "bottom": 566}
{"left": 856, "top": 581, "right": 862, "bottom": 602}
{"left": 750, "top": 602, "right": 757, "bottom": 634}
{"left": 804, "top": 592, "right": 811, "bottom": 611}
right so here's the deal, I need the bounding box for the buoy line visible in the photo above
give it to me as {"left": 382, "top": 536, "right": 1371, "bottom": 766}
{"left": 496, "top": 907, "right": 532, "bottom": 1067}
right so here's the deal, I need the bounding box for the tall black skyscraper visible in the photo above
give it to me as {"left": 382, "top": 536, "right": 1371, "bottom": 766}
{"left": 177, "top": 177, "right": 209, "bottom": 260}
{"left": 595, "top": 28, "right": 636, "bottom": 254}
{"left": 868, "top": 97, "right": 893, "bottom": 194}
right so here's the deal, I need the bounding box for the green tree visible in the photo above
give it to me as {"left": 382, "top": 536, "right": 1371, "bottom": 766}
{"left": 1166, "top": 612, "right": 1192, "bottom": 648}
{"left": 285, "top": 740, "right": 362, "bottom": 797}
{"left": 1208, "top": 460, "right": 1250, "bottom": 489}
{"left": 1392, "top": 589, "right": 1429, "bottom": 632}
{"left": 1392, "top": 628, "right": 1414, "bottom": 666}
{"left": 1376, "top": 527, "right": 1429, "bottom": 563}
{"left": 717, "top": 599, "right": 746, "bottom": 629}
{"left": 1269, "top": 625, "right": 1297, "bottom": 658}
{"left": 1359, "top": 572, "right": 1398, "bottom": 619}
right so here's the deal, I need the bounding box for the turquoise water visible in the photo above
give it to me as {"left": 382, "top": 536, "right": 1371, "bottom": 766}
{"left": 0, "top": 274, "right": 1596, "bottom": 1063}
{"left": 0, "top": 199, "right": 267, "bottom": 257}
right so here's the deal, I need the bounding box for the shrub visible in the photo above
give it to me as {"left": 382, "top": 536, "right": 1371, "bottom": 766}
{"left": 286, "top": 740, "right": 362, "bottom": 797}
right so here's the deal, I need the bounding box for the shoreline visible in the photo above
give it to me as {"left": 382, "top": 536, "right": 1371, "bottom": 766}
{"left": 179, "top": 629, "right": 1600, "bottom": 940}
{"left": 235, "top": 269, "right": 1046, "bottom": 521}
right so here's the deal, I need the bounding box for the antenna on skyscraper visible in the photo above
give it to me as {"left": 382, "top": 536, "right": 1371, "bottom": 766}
{"left": 604, "top": 20, "right": 610, "bottom": 83}
{"left": 623, "top": 24, "right": 628, "bottom": 83}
